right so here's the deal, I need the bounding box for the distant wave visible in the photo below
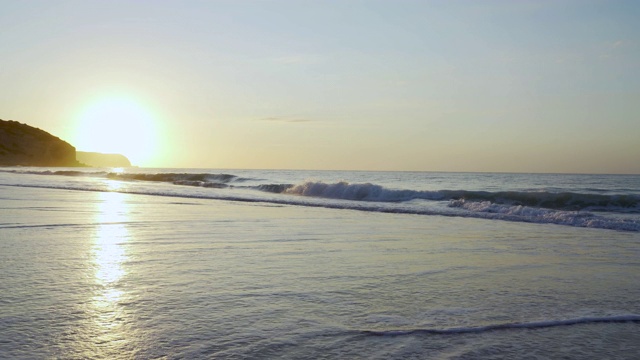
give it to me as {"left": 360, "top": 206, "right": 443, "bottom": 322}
{"left": 361, "top": 314, "right": 640, "bottom": 336}
{"left": 1, "top": 169, "right": 251, "bottom": 187}
{"left": 106, "top": 172, "right": 245, "bottom": 185}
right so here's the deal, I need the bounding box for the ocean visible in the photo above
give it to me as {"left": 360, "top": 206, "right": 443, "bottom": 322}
{"left": 1, "top": 168, "right": 639, "bottom": 359}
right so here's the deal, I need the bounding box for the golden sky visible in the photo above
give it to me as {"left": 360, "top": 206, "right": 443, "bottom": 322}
{"left": 1, "top": 0, "right": 639, "bottom": 173}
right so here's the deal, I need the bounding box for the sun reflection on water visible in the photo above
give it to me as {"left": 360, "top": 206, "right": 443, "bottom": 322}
{"left": 90, "top": 191, "right": 131, "bottom": 355}
{"left": 94, "top": 192, "right": 129, "bottom": 285}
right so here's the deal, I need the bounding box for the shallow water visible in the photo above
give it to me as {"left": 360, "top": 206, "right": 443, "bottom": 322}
{"left": 1, "top": 172, "right": 640, "bottom": 359}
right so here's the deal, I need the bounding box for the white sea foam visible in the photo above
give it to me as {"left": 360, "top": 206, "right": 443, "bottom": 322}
{"left": 284, "top": 181, "right": 444, "bottom": 201}
{"left": 448, "top": 199, "right": 640, "bottom": 231}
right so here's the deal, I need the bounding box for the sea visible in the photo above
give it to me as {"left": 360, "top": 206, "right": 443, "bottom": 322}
{"left": 1, "top": 168, "right": 639, "bottom": 359}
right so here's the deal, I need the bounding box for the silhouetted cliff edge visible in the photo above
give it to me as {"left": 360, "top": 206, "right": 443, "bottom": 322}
{"left": 0, "top": 119, "right": 82, "bottom": 166}
{"left": 76, "top": 151, "right": 132, "bottom": 167}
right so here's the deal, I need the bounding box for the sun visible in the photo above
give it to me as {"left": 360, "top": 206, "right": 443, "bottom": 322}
{"left": 72, "top": 96, "right": 158, "bottom": 166}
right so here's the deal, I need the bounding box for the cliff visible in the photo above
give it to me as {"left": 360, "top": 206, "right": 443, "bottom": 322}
{"left": 0, "top": 119, "right": 82, "bottom": 167}
{"left": 76, "top": 151, "right": 132, "bottom": 167}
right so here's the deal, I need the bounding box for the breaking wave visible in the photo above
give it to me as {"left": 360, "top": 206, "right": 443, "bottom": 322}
{"left": 2, "top": 169, "right": 639, "bottom": 231}
{"left": 283, "top": 181, "right": 442, "bottom": 201}
{"left": 283, "top": 180, "right": 640, "bottom": 212}
{"left": 277, "top": 181, "right": 640, "bottom": 231}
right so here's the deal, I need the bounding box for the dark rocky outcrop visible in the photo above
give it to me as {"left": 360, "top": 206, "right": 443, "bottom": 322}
{"left": 0, "top": 119, "right": 83, "bottom": 167}
{"left": 76, "top": 151, "right": 132, "bottom": 167}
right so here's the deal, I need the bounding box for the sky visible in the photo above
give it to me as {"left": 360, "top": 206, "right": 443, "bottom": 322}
{"left": 1, "top": 0, "right": 639, "bottom": 173}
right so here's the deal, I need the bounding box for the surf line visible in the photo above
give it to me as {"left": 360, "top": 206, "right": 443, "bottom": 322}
{"left": 361, "top": 315, "right": 640, "bottom": 336}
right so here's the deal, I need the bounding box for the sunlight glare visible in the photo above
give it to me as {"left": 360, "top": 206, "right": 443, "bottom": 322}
{"left": 73, "top": 96, "right": 158, "bottom": 166}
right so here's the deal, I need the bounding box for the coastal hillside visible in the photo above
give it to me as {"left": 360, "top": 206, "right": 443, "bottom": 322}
{"left": 77, "top": 151, "right": 132, "bottom": 167}
{"left": 0, "top": 119, "right": 82, "bottom": 166}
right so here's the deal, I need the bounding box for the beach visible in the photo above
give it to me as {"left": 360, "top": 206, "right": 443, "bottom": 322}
{"left": 2, "top": 171, "right": 639, "bottom": 359}
{"left": 3, "top": 0, "right": 640, "bottom": 357}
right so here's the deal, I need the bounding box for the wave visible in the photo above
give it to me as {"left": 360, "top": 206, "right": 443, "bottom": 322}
{"left": 444, "top": 201, "right": 640, "bottom": 232}
{"left": 275, "top": 181, "right": 640, "bottom": 230}
{"left": 254, "top": 183, "right": 294, "bottom": 193}
{"left": 284, "top": 181, "right": 443, "bottom": 202}
{"left": 5, "top": 182, "right": 640, "bottom": 232}
{"left": 1, "top": 169, "right": 250, "bottom": 187}
{"left": 2, "top": 170, "right": 639, "bottom": 232}
{"left": 442, "top": 190, "right": 640, "bottom": 212}
{"left": 106, "top": 172, "right": 243, "bottom": 185}
{"left": 7, "top": 170, "right": 638, "bottom": 212}
{"left": 446, "top": 199, "right": 640, "bottom": 231}
{"left": 361, "top": 314, "right": 640, "bottom": 336}
{"left": 283, "top": 181, "right": 640, "bottom": 212}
